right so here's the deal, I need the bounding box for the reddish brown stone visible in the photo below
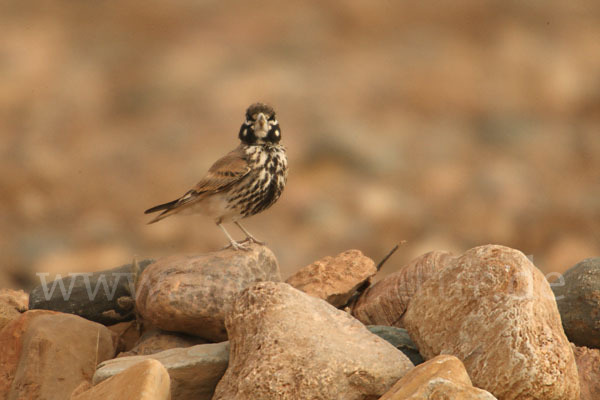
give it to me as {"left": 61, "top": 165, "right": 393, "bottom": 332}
{"left": 352, "top": 251, "right": 454, "bottom": 327}
{"left": 0, "top": 310, "right": 116, "bottom": 400}
{"left": 119, "top": 328, "right": 207, "bottom": 357}
{"left": 286, "top": 249, "right": 376, "bottom": 307}
{"left": 572, "top": 344, "right": 600, "bottom": 400}
{"left": 403, "top": 245, "right": 580, "bottom": 400}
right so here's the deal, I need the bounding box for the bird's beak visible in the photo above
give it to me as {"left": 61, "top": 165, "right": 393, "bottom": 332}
{"left": 254, "top": 113, "right": 269, "bottom": 137}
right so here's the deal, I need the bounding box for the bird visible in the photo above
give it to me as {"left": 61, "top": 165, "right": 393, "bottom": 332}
{"left": 144, "top": 102, "right": 288, "bottom": 250}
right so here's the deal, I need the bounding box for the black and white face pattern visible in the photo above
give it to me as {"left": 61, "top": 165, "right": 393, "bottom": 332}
{"left": 238, "top": 103, "right": 281, "bottom": 145}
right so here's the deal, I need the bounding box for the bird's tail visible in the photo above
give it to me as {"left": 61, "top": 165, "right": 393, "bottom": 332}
{"left": 144, "top": 199, "right": 179, "bottom": 224}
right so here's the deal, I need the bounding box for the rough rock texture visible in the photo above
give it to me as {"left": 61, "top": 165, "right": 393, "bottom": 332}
{"left": 352, "top": 251, "right": 454, "bottom": 327}
{"left": 367, "top": 325, "right": 423, "bottom": 365}
{"left": 572, "top": 344, "right": 600, "bottom": 400}
{"left": 379, "top": 355, "right": 497, "bottom": 400}
{"left": 29, "top": 259, "right": 154, "bottom": 325}
{"left": 285, "top": 249, "right": 376, "bottom": 307}
{"left": 136, "top": 244, "right": 280, "bottom": 341}
{"left": 0, "top": 289, "right": 28, "bottom": 330}
{"left": 119, "top": 328, "right": 208, "bottom": 357}
{"left": 403, "top": 245, "right": 580, "bottom": 400}
{"left": 72, "top": 359, "right": 170, "bottom": 400}
{"left": 213, "top": 281, "right": 414, "bottom": 400}
{"left": 0, "top": 310, "right": 116, "bottom": 400}
{"left": 553, "top": 257, "right": 600, "bottom": 348}
{"left": 95, "top": 341, "right": 229, "bottom": 400}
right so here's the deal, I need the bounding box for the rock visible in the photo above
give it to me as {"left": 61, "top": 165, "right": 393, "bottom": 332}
{"left": 213, "top": 282, "right": 414, "bottom": 400}
{"left": 0, "top": 289, "right": 28, "bottom": 330}
{"left": 119, "top": 328, "right": 207, "bottom": 357}
{"left": 403, "top": 244, "right": 580, "bottom": 400}
{"left": 572, "top": 344, "right": 600, "bottom": 400}
{"left": 135, "top": 244, "right": 280, "bottom": 341}
{"left": 29, "top": 259, "right": 154, "bottom": 325}
{"left": 95, "top": 341, "right": 229, "bottom": 400}
{"left": 367, "top": 325, "right": 424, "bottom": 365}
{"left": 72, "top": 359, "right": 170, "bottom": 400}
{"left": 379, "top": 355, "right": 497, "bottom": 399}
{"left": 352, "top": 251, "right": 454, "bottom": 327}
{"left": 552, "top": 257, "right": 600, "bottom": 348}
{"left": 108, "top": 321, "right": 142, "bottom": 354}
{"left": 285, "top": 249, "right": 376, "bottom": 307}
{"left": 0, "top": 310, "right": 116, "bottom": 400}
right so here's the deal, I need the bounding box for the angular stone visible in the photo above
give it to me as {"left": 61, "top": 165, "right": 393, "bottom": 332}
{"left": 119, "top": 328, "right": 208, "bottom": 357}
{"left": 72, "top": 359, "right": 170, "bottom": 400}
{"left": 0, "top": 310, "right": 116, "bottom": 400}
{"left": 95, "top": 341, "right": 229, "bottom": 400}
{"left": 29, "top": 259, "right": 154, "bottom": 325}
{"left": 0, "top": 289, "right": 28, "bottom": 330}
{"left": 572, "top": 344, "right": 600, "bottom": 400}
{"left": 553, "top": 257, "right": 600, "bottom": 348}
{"left": 108, "top": 321, "right": 142, "bottom": 354}
{"left": 379, "top": 355, "right": 497, "bottom": 400}
{"left": 286, "top": 249, "right": 376, "bottom": 307}
{"left": 403, "top": 245, "right": 580, "bottom": 400}
{"left": 213, "top": 282, "right": 414, "bottom": 400}
{"left": 367, "top": 325, "right": 424, "bottom": 365}
{"left": 352, "top": 251, "right": 454, "bottom": 328}
{"left": 135, "top": 244, "right": 280, "bottom": 341}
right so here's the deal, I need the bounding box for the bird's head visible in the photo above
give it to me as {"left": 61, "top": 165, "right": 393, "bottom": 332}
{"left": 239, "top": 103, "right": 281, "bottom": 145}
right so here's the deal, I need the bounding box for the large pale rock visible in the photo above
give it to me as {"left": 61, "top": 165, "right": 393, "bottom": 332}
{"left": 352, "top": 251, "right": 454, "bottom": 327}
{"left": 553, "top": 257, "right": 600, "bottom": 348}
{"left": 29, "top": 259, "right": 154, "bottom": 325}
{"left": 72, "top": 359, "right": 170, "bottom": 400}
{"left": 213, "top": 281, "right": 414, "bottom": 400}
{"left": 379, "top": 355, "right": 497, "bottom": 399}
{"left": 136, "top": 244, "right": 280, "bottom": 341}
{"left": 572, "top": 344, "right": 600, "bottom": 400}
{"left": 403, "top": 245, "right": 580, "bottom": 400}
{"left": 0, "top": 289, "right": 28, "bottom": 330}
{"left": 95, "top": 341, "right": 229, "bottom": 400}
{"left": 286, "top": 249, "right": 376, "bottom": 307}
{"left": 119, "top": 328, "right": 208, "bottom": 357}
{"left": 0, "top": 310, "right": 116, "bottom": 400}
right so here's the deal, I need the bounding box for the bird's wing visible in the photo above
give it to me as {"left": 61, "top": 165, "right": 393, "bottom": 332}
{"left": 145, "top": 146, "right": 250, "bottom": 223}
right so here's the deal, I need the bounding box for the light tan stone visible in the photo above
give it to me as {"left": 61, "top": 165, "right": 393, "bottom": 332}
{"left": 572, "top": 344, "right": 600, "bottom": 400}
{"left": 379, "top": 355, "right": 497, "bottom": 399}
{"left": 135, "top": 244, "right": 281, "bottom": 341}
{"left": 403, "top": 245, "right": 580, "bottom": 400}
{"left": 213, "top": 282, "right": 414, "bottom": 400}
{"left": 0, "top": 310, "right": 116, "bottom": 400}
{"left": 72, "top": 359, "right": 170, "bottom": 400}
{"left": 286, "top": 249, "right": 376, "bottom": 307}
{"left": 0, "top": 289, "right": 28, "bottom": 330}
{"left": 352, "top": 251, "right": 454, "bottom": 327}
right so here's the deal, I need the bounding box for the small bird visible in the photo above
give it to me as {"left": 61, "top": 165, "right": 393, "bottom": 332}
{"left": 145, "top": 103, "right": 288, "bottom": 250}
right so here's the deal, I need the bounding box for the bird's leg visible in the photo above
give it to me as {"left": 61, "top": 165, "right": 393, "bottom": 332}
{"left": 234, "top": 221, "right": 266, "bottom": 245}
{"left": 218, "top": 223, "right": 249, "bottom": 251}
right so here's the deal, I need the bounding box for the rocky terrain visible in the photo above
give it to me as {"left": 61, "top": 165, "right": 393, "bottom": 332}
{"left": 1, "top": 245, "right": 599, "bottom": 399}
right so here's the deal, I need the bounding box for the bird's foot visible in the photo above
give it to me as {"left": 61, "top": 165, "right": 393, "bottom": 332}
{"left": 240, "top": 236, "right": 266, "bottom": 246}
{"left": 223, "top": 240, "right": 251, "bottom": 251}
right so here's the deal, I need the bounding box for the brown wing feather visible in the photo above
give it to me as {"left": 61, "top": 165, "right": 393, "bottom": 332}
{"left": 145, "top": 145, "right": 250, "bottom": 223}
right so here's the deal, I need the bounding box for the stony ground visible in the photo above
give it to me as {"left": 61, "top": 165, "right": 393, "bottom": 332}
{"left": 1, "top": 0, "right": 599, "bottom": 289}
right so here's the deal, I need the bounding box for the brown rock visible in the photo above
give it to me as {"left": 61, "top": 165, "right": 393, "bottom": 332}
{"left": 72, "top": 359, "right": 170, "bottom": 400}
{"left": 379, "top": 355, "right": 497, "bottom": 399}
{"left": 572, "top": 344, "right": 600, "bottom": 400}
{"left": 108, "top": 321, "right": 142, "bottom": 354}
{"left": 95, "top": 341, "right": 229, "bottom": 400}
{"left": 286, "top": 249, "right": 377, "bottom": 307}
{"left": 352, "top": 251, "right": 454, "bottom": 327}
{"left": 0, "top": 310, "right": 116, "bottom": 400}
{"left": 135, "top": 244, "right": 281, "bottom": 341}
{"left": 403, "top": 245, "right": 580, "bottom": 400}
{"left": 0, "top": 289, "right": 28, "bottom": 330}
{"left": 119, "top": 328, "right": 207, "bottom": 357}
{"left": 213, "top": 282, "right": 414, "bottom": 400}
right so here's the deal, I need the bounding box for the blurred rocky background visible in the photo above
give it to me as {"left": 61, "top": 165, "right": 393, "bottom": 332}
{"left": 1, "top": 0, "right": 599, "bottom": 289}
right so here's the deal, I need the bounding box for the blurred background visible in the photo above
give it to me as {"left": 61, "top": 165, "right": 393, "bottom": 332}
{"left": 1, "top": 0, "right": 599, "bottom": 289}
